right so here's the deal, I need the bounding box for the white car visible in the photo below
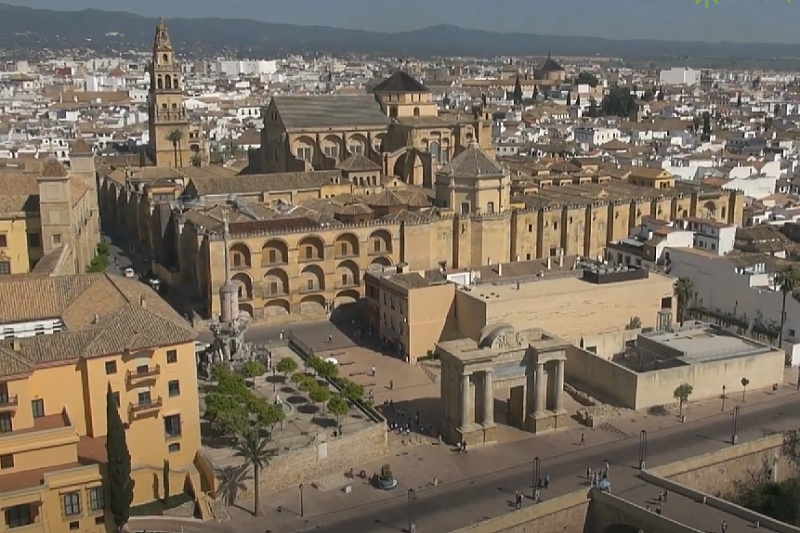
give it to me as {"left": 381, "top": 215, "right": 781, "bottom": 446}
{"left": 124, "top": 267, "right": 135, "bottom": 278}
{"left": 324, "top": 357, "right": 339, "bottom": 366}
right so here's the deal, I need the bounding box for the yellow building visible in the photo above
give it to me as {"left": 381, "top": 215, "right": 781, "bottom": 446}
{"left": 0, "top": 153, "right": 101, "bottom": 277}
{"left": 0, "top": 273, "right": 204, "bottom": 532}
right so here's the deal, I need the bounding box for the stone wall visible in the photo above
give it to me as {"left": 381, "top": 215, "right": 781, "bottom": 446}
{"left": 449, "top": 489, "right": 589, "bottom": 533}
{"left": 649, "top": 434, "right": 795, "bottom": 497}
{"left": 230, "top": 422, "right": 388, "bottom": 499}
{"left": 585, "top": 489, "right": 703, "bottom": 533}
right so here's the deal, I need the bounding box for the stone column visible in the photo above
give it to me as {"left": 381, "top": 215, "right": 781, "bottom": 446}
{"left": 483, "top": 370, "right": 493, "bottom": 424}
{"left": 554, "top": 361, "right": 565, "bottom": 412}
{"left": 534, "top": 364, "right": 545, "bottom": 416}
{"left": 461, "top": 373, "right": 471, "bottom": 428}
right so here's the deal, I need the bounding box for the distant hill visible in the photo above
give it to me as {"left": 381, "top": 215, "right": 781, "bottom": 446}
{"left": 2, "top": 3, "right": 800, "bottom": 60}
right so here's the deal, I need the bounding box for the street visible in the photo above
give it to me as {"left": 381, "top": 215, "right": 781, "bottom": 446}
{"left": 286, "top": 393, "right": 800, "bottom": 533}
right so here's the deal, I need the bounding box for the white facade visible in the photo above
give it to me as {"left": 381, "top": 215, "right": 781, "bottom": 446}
{"left": 574, "top": 127, "right": 621, "bottom": 147}
{"left": 667, "top": 248, "right": 800, "bottom": 365}
{"left": 214, "top": 59, "right": 278, "bottom": 77}
{"left": 0, "top": 318, "right": 65, "bottom": 340}
{"left": 659, "top": 67, "right": 700, "bottom": 86}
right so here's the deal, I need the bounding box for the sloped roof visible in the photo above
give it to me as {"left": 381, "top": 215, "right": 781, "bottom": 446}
{"left": 438, "top": 146, "right": 506, "bottom": 178}
{"left": 272, "top": 95, "right": 390, "bottom": 130}
{"left": 41, "top": 157, "right": 68, "bottom": 178}
{"left": 373, "top": 71, "right": 430, "bottom": 93}
{"left": 70, "top": 138, "right": 93, "bottom": 156}
{"left": 336, "top": 153, "right": 381, "bottom": 172}
{"left": 538, "top": 56, "right": 565, "bottom": 73}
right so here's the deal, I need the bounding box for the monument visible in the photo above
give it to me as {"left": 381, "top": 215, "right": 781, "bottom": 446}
{"left": 436, "top": 325, "right": 569, "bottom": 446}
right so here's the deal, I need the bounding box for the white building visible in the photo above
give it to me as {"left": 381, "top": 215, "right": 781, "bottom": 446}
{"left": 675, "top": 217, "right": 736, "bottom": 256}
{"left": 574, "top": 127, "right": 621, "bottom": 147}
{"left": 213, "top": 59, "right": 278, "bottom": 77}
{"left": 606, "top": 218, "right": 695, "bottom": 269}
{"left": 659, "top": 67, "right": 700, "bottom": 86}
{"left": 667, "top": 247, "right": 800, "bottom": 365}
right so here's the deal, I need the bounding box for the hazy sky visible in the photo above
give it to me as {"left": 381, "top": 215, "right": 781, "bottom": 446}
{"left": 8, "top": 0, "right": 800, "bottom": 44}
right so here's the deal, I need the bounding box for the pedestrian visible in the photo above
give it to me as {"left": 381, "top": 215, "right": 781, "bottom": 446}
{"left": 655, "top": 506, "right": 662, "bottom": 515}
{"left": 586, "top": 466, "right": 592, "bottom": 481}
{"left": 462, "top": 441, "right": 468, "bottom": 453}
{"left": 544, "top": 473, "right": 550, "bottom": 489}
{"left": 372, "top": 365, "right": 376, "bottom": 377}
{"left": 535, "top": 489, "right": 541, "bottom": 503}
{"left": 389, "top": 379, "right": 394, "bottom": 390}
{"left": 515, "top": 491, "right": 522, "bottom": 510}
{"left": 646, "top": 505, "right": 651, "bottom": 512}
{"left": 579, "top": 432, "right": 585, "bottom": 446}
{"left": 328, "top": 334, "right": 333, "bottom": 344}
{"left": 280, "top": 329, "right": 284, "bottom": 340}
{"left": 663, "top": 489, "right": 669, "bottom": 502}
{"left": 721, "top": 520, "right": 727, "bottom": 533}
{"left": 658, "top": 491, "right": 663, "bottom": 502}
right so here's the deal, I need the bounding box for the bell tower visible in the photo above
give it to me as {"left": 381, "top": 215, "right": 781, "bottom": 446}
{"left": 148, "top": 18, "right": 191, "bottom": 167}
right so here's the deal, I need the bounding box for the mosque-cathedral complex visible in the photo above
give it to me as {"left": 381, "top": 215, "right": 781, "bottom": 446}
{"left": 97, "top": 20, "right": 743, "bottom": 321}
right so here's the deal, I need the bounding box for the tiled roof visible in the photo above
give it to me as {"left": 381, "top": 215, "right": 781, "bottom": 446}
{"left": 0, "top": 274, "right": 195, "bottom": 377}
{"left": 41, "top": 158, "right": 68, "bottom": 178}
{"left": 272, "top": 95, "right": 390, "bottom": 130}
{"left": 438, "top": 146, "right": 506, "bottom": 178}
{"left": 336, "top": 154, "right": 381, "bottom": 172}
{"left": 373, "top": 71, "right": 430, "bottom": 93}
{"left": 537, "top": 56, "right": 565, "bottom": 73}
{"left": 0, "top": 173, "right": 39, "bottom": 215}
{"left": 186, "top": 170, "right": 340, "bottom": 197}
{"left": 70, "top": 138, "right": 93, "bottom": 156}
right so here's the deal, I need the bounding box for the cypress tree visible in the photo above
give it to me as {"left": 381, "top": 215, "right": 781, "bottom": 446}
{"left": 737, "top": 93, "right": 742, "bottom": 107}
{"left": 532, "top": 85, "right": 539, "bottom": 100}
{"left": 106, "top": 386, "right": 133, "bottom": 530}
{"left": 566, "top": 91, "right": 572, "bottom": 106}
{"left": 513, "top": 75, "right": 523, "bottom": 106}
{"left": 575, "top": 94, "right": 581, "bottom": 107}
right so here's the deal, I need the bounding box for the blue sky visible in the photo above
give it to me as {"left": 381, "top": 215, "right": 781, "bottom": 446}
{"left": 9, "top": 0, "right": 800, "bottom": 44}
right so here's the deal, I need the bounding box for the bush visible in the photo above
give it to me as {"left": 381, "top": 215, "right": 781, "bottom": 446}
{"left": 240, "top": 360, "right": 266, "bottom": 379}
{"left": 276, "top": 357, "right": 298, "bottom": 381}
{"left": 290, "top": 372, "right": 306, "bottom": 385}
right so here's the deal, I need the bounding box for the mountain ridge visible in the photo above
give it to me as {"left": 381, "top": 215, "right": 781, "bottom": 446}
{"left": 2, "top": 3, "right": 800, "bottom": 60}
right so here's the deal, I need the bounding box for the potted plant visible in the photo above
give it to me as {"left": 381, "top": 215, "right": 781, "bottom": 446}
{"left": 374, "top": 464, "right": 397, "bottom": 490}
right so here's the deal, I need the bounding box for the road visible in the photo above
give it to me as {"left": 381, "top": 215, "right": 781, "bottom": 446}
{"left": 290, "top": 394, "right": 800, "bottom": 533}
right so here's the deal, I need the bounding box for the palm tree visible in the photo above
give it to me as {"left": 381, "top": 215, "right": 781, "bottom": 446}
{"left": 775, "top": 265, "right": 798, "bottom": 348}
{"left": 674, "top": 277, "right": 695, "bottom": 324}
{"left": 235, "top": 429, "right": 276, "bottom": 517}
{"left": 216, "top": 465, "right": 250, "bottom": 507}
{"left": 166, "top": 129, "right": 184, "bottom": 168}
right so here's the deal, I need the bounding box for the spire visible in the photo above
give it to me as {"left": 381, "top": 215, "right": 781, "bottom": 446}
{"left": 154, "top": 17, "right": 173, "bottom": 51}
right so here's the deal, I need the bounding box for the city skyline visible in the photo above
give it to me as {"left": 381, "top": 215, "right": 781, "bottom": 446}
{"left": 5, "top": 0, "right": 800, "bottom": 45}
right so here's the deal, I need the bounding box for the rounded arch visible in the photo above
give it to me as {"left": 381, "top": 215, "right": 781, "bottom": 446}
{"left": 298, "top": 235, "right": 325, "bottom": 261}
{"left": 162, "top": 53, "right": 169, "bottom": 63}
{"left": 373, "top": 133, "right": 386, "bottom": 154}
{"left": 336, "top": 260, "right": 360, "bottom": 288}
{"left": 263, "top": 299, "right": 290, "bottom": 317}
{"left": 239, "top": 303, "right": 254, "bottom": 318}
{"left": 369, "top": 256, "right": 393, "bottom": 271}
{"left": 321, "top": 134, "right": 344, "bottom": 159}
{"left": 261, "top": 239, "right": 288, "bottom": 266}
{"left": 335, "top": 289, "right": 360, "bottom": 307}
{"left": 479, "top": 323, "right": 514, "bottom": 348}
{"left": 164, "top": 74, "right": 172, "bottom": 89}
{"left": 334, "top": 233, "right": 360, "bottom": 258}
{"left": 156, "top": 76, "right": 163, "bottom": 90}
{"left": 231, "top": 272, "right": 253, "bottom": 300}
{"left": 429, "top": 141, "right": 441, "bottom": 161}
{"left": 229, "top": 243, "right": 252, "bottom": 269}
{"left": 348, "top": 133, "right": 368, "bottom": 155}
{"left": 263, "top": 268, "right": 289, "bottom": 297}
{"left": 300, "top": 295, "right": 327, "bottom": 316}
{"left": 190, "top": 143, "right": 200, "bottom": 153}
{"left": 293, "top": 135, "right": 316, "bottom": 161}
{"left": 368, "top": 229, "right": 393, "bottom": 254}
{"left": 413, "top": 107, "right": 420, "bottom": 117}
{"left": 300, "top": 264, "right": 326, "bottom": 292}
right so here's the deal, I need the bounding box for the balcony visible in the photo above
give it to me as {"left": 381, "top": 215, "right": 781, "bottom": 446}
{"left": 126, "top": 365, "right": 161, "bottom": 384}
{"left": 128, "top": 397, "right": 163, "bottom": 417}
{"left": 0, "top": 395, "right": 18, "bottom": 412}
{"left": 299, "top": 285, "right": 325, "bottom": 295}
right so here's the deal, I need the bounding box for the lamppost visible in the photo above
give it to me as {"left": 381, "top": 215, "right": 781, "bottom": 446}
{"left": 299, "top": 483, "right": 305, "bottom": 517}
{"left": 407, "top": 488, "right": 417, "bottom": 533}
{"left": 273, "top": 366, "right": 277, "bottom": 391}
{"left": 532, "top": 456, "right": 541, "bottom": 499}
{"left": 731, "top": 406, "right": 740, "bottom": 445}
{"left": 638, "top": 430, "right": 648, "bottom": 470}
{"left": 721, "top": 385, "right": 727, "bottom": 411}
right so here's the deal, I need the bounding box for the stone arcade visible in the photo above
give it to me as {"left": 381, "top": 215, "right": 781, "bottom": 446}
{"left": 437, "top": 325, "right": 568, "bottom": 446}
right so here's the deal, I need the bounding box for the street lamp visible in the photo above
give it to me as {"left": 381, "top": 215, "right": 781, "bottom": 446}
{"left": 638, "top": 430, "right": 648, "bottom": 470}
{"left": 721, "top": 385, "right": 727, "bottom": 411}
{"left": 731, "top": 406, "right": 740, "bottom": 445}
{"left": 407, "top": 488, "right": 417, "bottom": 533}
{"left": 299, "top": 483, "right": 305, "bottom": 517}
{"left": 532, "top": 456, "right": 541, "bottom": 499}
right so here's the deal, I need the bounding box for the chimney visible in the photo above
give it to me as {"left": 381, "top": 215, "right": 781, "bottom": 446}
{"left": 11, "top": 338, "right": 20, "bottom": 351}
{"left": 92, "top": 314, "right": 99, "bottom": 324}
{"left": 140, "top": 295, "right": 147, "bottom": 308}
{"left": 498, "top": 263, "right": 503, "bottom": 276}
{"left": 558, "top": 255, "right": 564, "bottom": 267}
{"left": 547, "top": 257, "right": 552, "bottom": 270}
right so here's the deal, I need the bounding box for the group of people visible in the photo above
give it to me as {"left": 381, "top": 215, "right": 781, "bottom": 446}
{"left": 381, "top": 400, "right": 434, "bottom": 436}
{"left": 586, "top": 461, "right": 611, "bottom": 489}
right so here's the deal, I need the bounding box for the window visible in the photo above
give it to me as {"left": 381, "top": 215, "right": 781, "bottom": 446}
{"left": 323, "top": 146, "right": 339, "bottom": 159}
{"left": 105, "top": 361, "right": 117, "bottom": 375}
{"left": 168, "top": 380, "right": 180, "bottom": 397}
{"left": 138, "top": 391, "right": 152, "bottom": 405}
{"left": 0, "top": 454, "right": 13, "bottom": 469}
{"left": 487, "top": 202, "right": 495, "bottom": 214}
{"left": 305, "top": 246, "right": 313, "bottom": 260}
{"left": 0, "top": 234, "right": 6, "bottom": 247}
{"left": 528, "top": 224, "right": 533, "bottom": 232}
{"left": 69, "top": 521, "right": 79, "bottom": 530}
{"left": 52, "top": 234, "right": 62, "bottom": 246}
{"left": 0, "top": 261, "right": 9, "bottom": 275}
{"left": 111, "top": 392, "right": 120, "bottom": 408}
{"left": 340, "top": 243, "right": 347, "bottom": 256}
{"left": 88, "top": 487, "right": 104, "bottom": 511}
{"left": 5, "top": 504, "right": 32, "bottom": 528}
{"left": 166, "top": 350, "right": 177, "bottom": 364}
{"left": 164, "top": 414, "right": 181, "bottom": 438}
{"left": 270, "top": 282, "right": 279, "bottom": 295}
{"left": 94, "top": 516, "right": 104, "bottom": 525}
{"left": 268, "top": 250, "right": 277, "bottom": 263}
{"left": 0, "top": 413, "right": 12, "bottom": 433}
{"left": 461, "top": 202, "right": 470, "bottom": 215}
{"left": 306, "top": 279, "right": 314, "bottom": 291}
{"left": 31, "top": 399, "right": 44, "bottom": 418}
{"left": 168, "top": 443, "right": 181, "bottom": 453}
{"left": 27, "top": 233, "right": 40, "bottom": 248}
{"left": 63, "top": 492, "right": 81, "bottom": 516}
{"left": 296, "top": 147, "right": 312, "bottom": 161}
{"left": 136, "top": 364, "right": 149, "bottom": 375}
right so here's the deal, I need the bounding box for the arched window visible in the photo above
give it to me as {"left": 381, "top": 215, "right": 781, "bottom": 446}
{"left": 430, "top": 141, "right": 440, "bottom": 161}
{"left": 162, "top": 53, "right": 168, "bottom": 63}
{"left": 157, "top": 77, "right": 163, "bottom": 90}
{"left": 165, "top": 75, "right": 172, "bottom": 90}
{"left": 413, "top": 107, "right": 420, "bottom": 117}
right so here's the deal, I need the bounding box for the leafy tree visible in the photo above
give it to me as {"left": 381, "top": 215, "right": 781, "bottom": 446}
{"left": 657, "top": 87, "right": 665, "bottom": 101}
{"left": 673, "top": 383, "right": 693, "bottom": 417}
{"left": 626, "top": 316, "right": 642, "bottom": 330}
{"left": 674, "top": 277, "right": 695, "bottom": 323}
{"left": 342, "top": 379, "right": 365, "bottom": 402}
{"left": 566, "top": 91, "right": 572, "bottom": 107}
{"left": 290, "top": 372, "right": 306, "bottom": 385}
{"left": 643, "top": 88, "right": 655, "bottom": 102}
{"left": 276, "top": 357, "right": 298, "bottom": 382}
{"left": 317, "top": 360, "right": 338, "bottom": 380}
{"left": 741, "top": 377, "right": 750, "bottom": 402}
{"left": 248, "top": 398, "right": 285, "bottom": 434}
{"left": 205, "top": 392, "right": 249, "bottom": 436}
{"left": 235, "top": 429, "right": 277, "bottom": 517}
{"left": 309, "top": 386, "right": 331, "bottom": 415}
{"left": 106, "top": 386, "right": 133, "bottom": 531}
{"left": 602, "top": 86, "right": 636, "bottom": 117}
{"left": 587, "top": 99, "right": 599, "bottom": 117}
{"left": 166, "top": 129, "right": 184, "bottom": 168}
{"left": 298, "top": 377, "right": 316, "bottom": 392}
{"left": 241, "top": 360, "right": 266, "bottom": 379}
{"left": 328, "top": 395, "right": 349, "bottom": 426}
{"left": 512, "top": 75, "right": 523, "bottom": 106}
{"left": 776, "top": 266, "right": 799, "bottom": 348}
{"left": 576, "top": 71, "right": 599, "bottom": 88}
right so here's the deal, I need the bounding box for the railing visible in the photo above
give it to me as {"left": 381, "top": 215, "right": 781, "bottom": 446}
{"left": 0, "top": 395, "right": 18, "bottom": 411}
{"left": 129, "top": 397, "right": 163, "bottom": 416}
{"left": 126, "top": 365, "right": 161, "bottom": 383}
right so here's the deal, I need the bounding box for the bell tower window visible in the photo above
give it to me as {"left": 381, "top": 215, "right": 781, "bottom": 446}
{"left": 162, "top": 53, "right": 169, "bottom": 63}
